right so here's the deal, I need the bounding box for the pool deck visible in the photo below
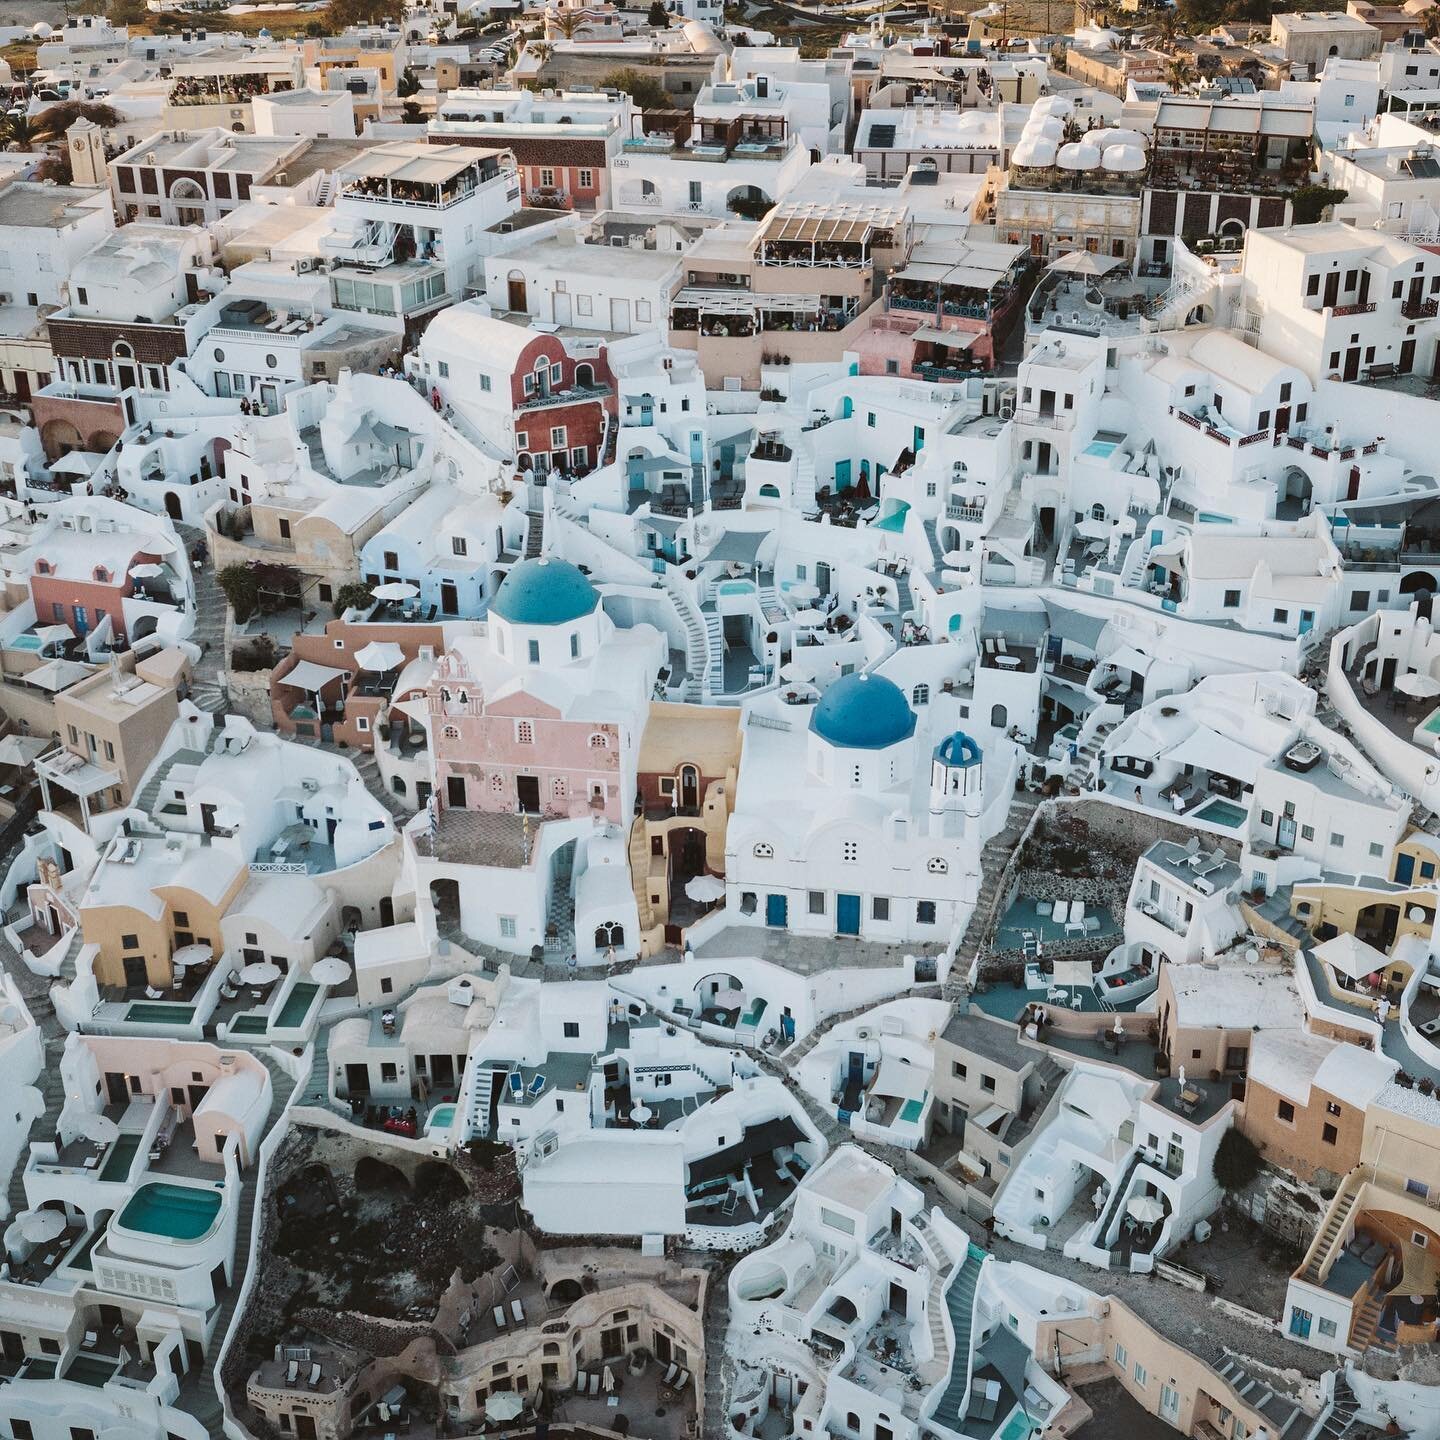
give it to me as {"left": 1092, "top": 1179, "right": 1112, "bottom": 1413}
{"left": 994, "top": 897, "right": 1120, "bottom": 953}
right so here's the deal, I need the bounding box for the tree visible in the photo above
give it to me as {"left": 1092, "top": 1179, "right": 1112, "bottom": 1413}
{"left": 326, "top": 0, "right": 404, "bottom": 28}
{"left": 1166, "top": 58, "right": 1194, "bottom": 92}
{"left": 600, "top": 66, "right": 669, "bottom": 110}
{"left": 552, "top": 9, "right": 583, "bottom": 39}
{"left": 216, "top": 564, "right": 264, "bottom": 624}
{"left": 396, "top": 66, "right": 419, "bottom": 98}
{"left": 33, "top": 100, "right": 123, "bottom": 141}
{"left": 0, "top": 115, "right": 39, "bottom": 151}
{"left": 1212, "top": 1127, "right": 1262, "bottom": 1192}
{"left": 646, "top": 1, "right": 670, "bottom": 25}
{"left": 332, "top": 580, "right": 375, "bottom": 616}
{"left": 1290, "top": 184, "right": 1347, "bottom": 225}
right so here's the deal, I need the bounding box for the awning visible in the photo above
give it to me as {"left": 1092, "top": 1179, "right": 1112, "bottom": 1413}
{"left": 280, "top": 660, "right": 347, "bottom": 693}
{"left": 24, "top": 659, "right": 90, "bottom": 692}
{"left": 1043, "top": 602, "right": 1107, "bottom": 652}
{"left": 0, "top": 734, "right": 49, "bottom": 766}
{"left": 1103, "top": 644, "right": 1154, "bottom": 676}
{"left": 972, "top": 1102, "right": 1010, "bottom": 1132}
{"left": 702, "top": 530, "right": 766, "bottom": 566}
{"left": 686, "top": 1115, "right": 805, "bottom": 1187}
{"left": 1165, "top": 727, "right": 1264, "bottom": 784}
{"left": 911, "top": 324, "right": 980, "bottom": 348}
{"left": 627, "top": 454, "right": 687, "bottom": 475}
{"left": 1314, "top": 931, "right": 1390, "bottom": 982}
{"left": 872, "top": 1056, "right": 929, "bottom": 1103}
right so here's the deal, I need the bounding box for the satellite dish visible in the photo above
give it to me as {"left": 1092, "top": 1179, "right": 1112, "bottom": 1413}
{"left": 1409, "top": 906, "right": 1426, "bottom": 923}
{"left": 1245, "top": 948, "right": 1260, "bottom": 964}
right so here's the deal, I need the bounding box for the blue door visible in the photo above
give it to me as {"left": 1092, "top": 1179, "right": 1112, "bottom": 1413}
{"left": 914, "top": 424, "right": 925, "bottom": 453}
{"left": 689, "top": 430, "right": 704, "bottom": 463}
{"left": 835, "top": 459, "right": 852, "bottom": 490}
{"left": 1288, "top": 1307, "right": 1312, "bottom": 1339}
{"left": 837, "top": 893, "right": 861, "bottom": 936}
{"left": 1396, "top": 852, "right": 1416, "bottom": 886}
{"left": 1299, "top": 610, "right": 1315, "bottom": 634}
{"left": 766, "top": 893, "right": 787, "bottom": 928}
{"left": 72, "top": 605, "right": 88, "bottom": 636}
{"left": 840, "top": 396, "right": 853, "bottom": 419}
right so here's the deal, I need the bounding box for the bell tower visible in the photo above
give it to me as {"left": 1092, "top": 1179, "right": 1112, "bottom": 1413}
{"left": 67, "top": 119, "right": 107, "bottom": 188}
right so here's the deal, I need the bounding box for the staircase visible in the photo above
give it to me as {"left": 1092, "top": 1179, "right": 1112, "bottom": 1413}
{"left": 703, "top": 612, "right": 725, "bottom": 699}
{"left": 922, "top": 518, "right": 946, "bottom": 572}
{"left": 1093, "top": 1147, "right": 1145, "bottom": 1248}
{"left": 4, "top": 1000, "right": 64, "bottom": 1221}
{"left": 1308, "top": 1372, "right": 1364, "bottom": 1440}
{"left": 793, "top": 446, "right": 817, "bottom": 513}
{"left": 1213, "top": 1358, "right": 1309, "bottom": 1440}
{"left": 757, "top": 579, "right": 784, "bottom": 627}
{"left": 1303, "top": 1185, "right": 1359, "bottom": 1283}
{"left": 545, "top": 845, "right": 575, "bottom": 955}
{"left": 892, "top": 570, "right": 913, "bottom": 617}
{"left": 523, "top": 511, "right": 544, "bottom": 559}
{"left": 1149, "top": 270, "right": 1217, "bottom": 331}
{"left": 1349, "top": 1290, "right": 1386, "bottom": 1352}
{"left": 926, "top": 1246, "right": 986, "bottom": 1436}
{"left": 133, "top": 752, "right": 189, "bottom": 820}
{"left": 946, "top": 792, "right": 1040, "bottom": 998}
{"left": 662, "top": 580, "right": 707, "bottom": 703}
{"left": 1065, "top": 717, "right": 1117, "bottom": 792}
{"left": 689, "top": 461, "right": 707, "bottom": 512}
{"left": 176, "top": 522, "right": 228, "bottom": 715}
{"left": 313, "top": 173, "right": 336, "bottom": 207}
{"left": 628, "top": 816, "right": 657, "bottom": 935}
{"left": 353, "top": 748, "right": 414, "bottom": 821}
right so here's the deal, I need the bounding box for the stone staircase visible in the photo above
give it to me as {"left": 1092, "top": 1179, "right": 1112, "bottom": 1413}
{"left": 545, "top": 846, "right": 575, "bottom": 956}
{"left": 523, "top": 511, "right": 544, "bottom": 560}
{"left": 176, "top": 522, "right": 229, "bottom": 715}
{"left": 1092, "top": 1147, "right": 1145, "bottom": 1249}
{"left": 313, "top": 172, "right": 336, "bottom": 207}
{"left": 1303, "top": 1185, "right": 1359, "bottom": 1282}
{"left": 892, "top": 569, "right": 913, "bottom": 617}
{"left": 946, "top": 792, "right": 1041, "bottom": 998}
{"left": 1349, "top": 1291, "right": 1386, "bottom": 1352}
{"left": 703, "top": 612, "right": 725, "bottom": 699}
{"left": 690, "top": 461, "right": 707, "bottom": 512}
{"left": 352, "top": 748, "right": 414, "bottom": 821}
{"left": 757, "top": 580, "right": 785, "bottom": 628}
{"left": 1212, "top": 1358, "right": 1310, "bottom": 1440}
{"left": 1307, "top": 1372, "right": 1363, "bottom": 1440}
{"left": 4, "top": 995, "right": 64, "bottom": 1221}
{"left": 793, "top": 444, "right": 817, "bottom": 513}
{"left": 925, "top": 1246, "right": 985, "bottom": 1436}
{"left": 1065, "top": 718, "right": 1117, "bottom": 792}
{"left": 922, "top": 518, "right": 946, "bottom": 572}
{"left": 700, "top": 1262, "right": 733, "bottom": 1438}
{"left": 628, "top": 815, "right": 657, "bottom": 935}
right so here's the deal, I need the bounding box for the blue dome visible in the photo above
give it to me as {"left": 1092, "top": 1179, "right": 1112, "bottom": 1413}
{"left": 491, "top": 558, "right": 599, "bottom": 626}
{"left": 811, "top": 673, "right": 916, "bottom": 750}
{"left": 937, "top": 731, "right": 982, "bottom": 767}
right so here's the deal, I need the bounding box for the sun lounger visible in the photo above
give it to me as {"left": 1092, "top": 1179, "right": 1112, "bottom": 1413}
{"left": 308, "top": 1363, "right": 321, "bottom": 1388}
{"left": 527, "top": 1074, "right": 546, "bottom": 1097}
{"left": 508, "top": 1072, "right": 523, "bottom": 1099}
{"left": 493, "top": 1305, "right": 507, "bottom": 1329}
{"left": 663, "top": 1363, "right": 680, "bottom": 1386}
{"left": 287, "top": 1359, "right": 298, "bottom": 1384}
{"left": 145, "top": 986, "right": 164, "bottom": 1001}
{"left": 511, "top": 1298, "right": 524, "bottom": 1324}
{"left": 575, "top": 1370, "right": 589, "bottom": 1393}
{"left": 589, "top": 1373, "right": 601, "bottom": 1396}
{"left": 673, "top": 1369, "right": 690, "bottom": 1392}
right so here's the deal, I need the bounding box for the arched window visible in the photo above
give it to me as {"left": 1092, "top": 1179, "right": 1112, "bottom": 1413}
{"left": 94, "top": 566, "right": 110, "bottom": 582}
{"left": 443, "top": 724, "right": 459, "bottom": 740}
{"left": 990, "top": 703, "right": 1008, "bottom": 728}
{"left": 517, "top": 720, "right": 534, "bottom": 744}
{"left": 589, "top": 732, "right": 609, "bottom": 748}
{"left": 595, "top": 920, "right": 625, "bottom": 948}
{"left": 753, "top": 842, "right": 774, "bottom": 858}
{"left": 1091, "top": 502, "right": 1106, "bottom": 520}
{"left": 575, "top": 362, "right": 595, "bottom": 388}
{"left": 912, "top": 683, "right": 930, "bottom": 706}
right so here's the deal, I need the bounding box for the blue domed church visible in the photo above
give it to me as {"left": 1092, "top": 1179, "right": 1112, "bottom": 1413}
{"left": 724, "top": 669, "right": 991, "bottom": 944}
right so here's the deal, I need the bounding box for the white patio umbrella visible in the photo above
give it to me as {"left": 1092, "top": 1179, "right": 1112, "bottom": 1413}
{"left": 49, "top": 450, "right": 100, "bottom": 476}
{"left": 78, "top": 1112, "right": 119, "bottom": 1145}
{"left": 1178, "top": 1065, "right": 1187, "bottom": 1090}
{"left": 311, "top": 955, "right": 352, "bottom": 987}
{"left": 603, "top": 1366, "right": 616, "bottom": 1393}
{"left": 354, "top": 640, "right": 405, "bottom": 672}
{"left": 685, "top": 874, "right": 725, "bottom": 904}
{"left": 1396, "top": 671, "right": 1440, "bottom": 699}
{"left": 372, "top": 581, "right": 419, "bottom": 602}
{"left": 171, "top": 942, "right": 213, "bottom": 971}
{"left": 0, "top": 734, "right": 49, "bottom": 766}
{"left": 17, "top": 1208, "right": 65, "bottom": 1243}
{"left": 128, "top": 563, "right": 166, "bottom": 579}
{"left": 630, "top": 1101, "right": 653, "bottom": 1125}
{"left": 1049, "top": 250, "right": 1126, "bottom": 278}
{"left": 237, "top": 960, "right": 282, "bottom": 987}
{"left": 788, "top": 582, "right": 819, "bottom": 604}
{"left": 1127, "top": 1194, "right": 1165, "bottom": 1225}
{"left": 34, "top": 623, "right": 74, "bottom": 644}
{"left": 792, "top": 609, "right": 827, "bottom": 627}
{"left": 1113, "top": 1016, "right": 1124, "bottom": 1036}
{"left": 485, "top": 1392, "right": 524, "bottom": 1423}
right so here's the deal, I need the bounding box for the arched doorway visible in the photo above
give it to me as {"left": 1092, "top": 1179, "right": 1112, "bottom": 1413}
{"left": 430, "top": 878, "right": 460, "bottom": 930}
{"left": 164, "top": 492, "right": 183, "bottom": 521}
{"left": 679, "top": 764, "right": 699, "bottom": 810}
{"left": 169, "top": 177, "right": 207, "bottom": 228}
{"left": 594, "top": 920, "right": 624, "bottom": 950}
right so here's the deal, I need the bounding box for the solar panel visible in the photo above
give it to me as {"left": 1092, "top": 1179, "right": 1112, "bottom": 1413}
{"left": 869, "top": 123, "right": 896, "bottom": 149}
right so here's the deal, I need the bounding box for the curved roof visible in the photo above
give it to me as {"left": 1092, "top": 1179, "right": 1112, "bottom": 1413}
{"left": 811, "top": 672, "right": 916, "bottom": 751}
{"left": 936, "top": 731, "right": 983, "bottom": 767}
{"left": 491, "top": 556, "right": 599, "bottom": 626}
{"left": 422, "top": 300, "right": 546, "bottom": 373}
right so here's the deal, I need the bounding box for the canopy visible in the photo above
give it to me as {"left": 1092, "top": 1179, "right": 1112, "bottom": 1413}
{"left": 684, "top": 874, "right": 725, "bottom": 903}
{"left": 49, "top": 450, "right": 100, "bottom": 476}
{"left": 24, "top": 658, "right": 91, "bottom": 692}
{"left": 128, "top": 563, "right": 165, "bottom": 579}
{"left": 77, "top": 1112, "right": 119, "bottom": 1144}
{"left": 1315, "top": 931, "right": 1390, "bottom": 982}
{"left": 1102, "top": 645, "right": 1154, "bottom": 676}
{"left": 17, "top": 1208, "right": 65, "bottom": 1243}
{"left": 237, "top": 960, "right": 282, "bottom": 987}
{"left": 171, "top": 942, "right": 213, "bottom": 970}
{"left": 1165, "top": 727, "right": 1264, "bottom": 784}
{"left": 1127, "top": 1194, "right": 1165, "bottom": 1224}
{"left": 311, "top": 955, "right": 352, "bottom": 986}
{"left": 1396, "top": 670, "right": 1440, "bottom": 699}
{"left": 0, "top": 734, "right": 49, "bottom": 766}
{"left": 280, "top": 660, "right": 346, "bottom": 693}
{"left": 1048, "top": 250, "right": 1126, "bottom": 278}
{"left": 372, "top": 581, "right": 419, "bottom": 601}
{"left": 354, "top": 641, "right": 405, "bottom": 672}
{"left": 34, "top": 623, "right": 74, "bottom": 644}
{"left": 873, "top": 1055, "right": 929, "bottom": 1103}
{"left": 702, "top": 530, "right": 765, "bottom": 567}
{"left": 485, "top": 1393, "right": 524, "bottom": 1423}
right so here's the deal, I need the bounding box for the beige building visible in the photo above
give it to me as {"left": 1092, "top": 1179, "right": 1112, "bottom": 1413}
{"left": 37, "top": 653, "right": 182, "bottom": 831}
{"left": 1269, "top": 10, "right": 1382, "bottom": 74}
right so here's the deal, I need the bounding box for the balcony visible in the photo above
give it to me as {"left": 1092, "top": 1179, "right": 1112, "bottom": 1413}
{"left": 1332, "top": 301, "right": 1376, "bottom": 318}
{"left": 1401, "top": 296, "right": 1439, "bottom": 321}
{"left": 515, "top": 381, "right": 612, "bottom": 413}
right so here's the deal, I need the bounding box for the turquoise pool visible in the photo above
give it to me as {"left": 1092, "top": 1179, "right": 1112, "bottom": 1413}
{"left": 427, "top": 1103, "right": 456, "bottom": 1131}
{"left": 718, "top": 580, "right": 755, "bottom": 596}
{"left": 1196, "top": 797, "right": 1247, "bottom": 828}
{"left": 125, "top": 1002, "right": 196, "bottom": 1026}
{"left": 873, "top": 500, "right": 911, "bottom": 534}
{"left": 118, "top": 1182, "right": 222, "bottom": 1241}
{"left": 997, "top": 1410, "right": 1033, "bottom": 1440}
{"left": 1421, "top": 706, "right": 1440, "bottom": 737}
{"left": 9, "top": 634, "right": 43, "bottom": 652}
{"left": 64, "top": 1354, "right": 119, "bottom": 1388}
{"left": 1083, "top": 439, "right": 1119, "bottom": 459}
{"left": 99, "top": 1133, "right": 141, "bottom": 1184}
{"left": 900, "top": 1096, "right": 926, "bottom": 1124}
{"left": 274, "top": 981, "right": 319, "bottom": 1029}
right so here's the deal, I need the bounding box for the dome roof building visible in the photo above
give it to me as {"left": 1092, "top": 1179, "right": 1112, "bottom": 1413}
{"left": 810, "top": 673, "right": 917, "bottom": 752}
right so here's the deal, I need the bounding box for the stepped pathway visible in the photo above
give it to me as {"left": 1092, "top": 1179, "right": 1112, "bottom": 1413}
{"left": 176, "top": 1053, "right": 297, "bottom": 1434}
{"left": 176, "top": 523, "right": 229, "bottom": 714}
{"left": 1307, "top": 1372, "right": 1364, "bottom": 1440}
{"left": 925, "top": 1246, "right": 986, "bottom": 1436}
{"left": 3, "top": 964, "right": 64, "bottom": 1221}
{"left": 352, "top": 747, "right": 415, "bottom": 821}
{"left": 700, "top": 1263, "right": 733, "bottom": 1437}
{"left": 1213, "top": 1357, "right": 1310, "bottom": 1440}
{"left": 1064, "top": 718, "right": 1117, "bottom": 792}
{"left": 1303, "top": 1188, "right": 1358, "bottom": 1283}
{"left": 945, "top": 792, "right": 1041, "bottom": 1001}
{"left": 523, "top": 511, "right": 544, "bottom": 559}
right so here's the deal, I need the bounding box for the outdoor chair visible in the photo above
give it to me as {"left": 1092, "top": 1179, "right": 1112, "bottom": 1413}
{"left": 308, "top": 1363, "right": 321, "bottom": 1388}
{"left": 286, "top": 1359, "right": 298, "bottom": 1384}
{"left": 493, "top": 1306, "right": 507, "bottom": 1330}
{"left": 511, "top": 1298, "right": 525, "bottom": 1324}
{"left": 575, "top": 1371, "right": 589, "bottom": 1393}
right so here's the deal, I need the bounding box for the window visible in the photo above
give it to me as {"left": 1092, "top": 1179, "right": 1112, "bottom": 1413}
{"left": 528, "top": 639, "right": 540, "bottom": 664}
{"left": 1322, "top": 1123, "right": 1338, "bottom": 1145}
{"left": 1273, "top": 608, "right": 1289, "bottom": 624}
{"left": 550, "top": 425, "right": 567, "bottom": 448}
{"left": 1301, "top": 825, "right": 1315, "bottom": 841}
{"left": 380, "top": 977, "right": 393, "bottom": 994}
{"left": 1330, "top": 833, "right": 1344, "bottom": 847}
{"left": 1278, "top": 1099, "right": 1295, "bottom": 1123}
{"left": 517, "top": 721, "right": 534, "bottom": 744}
{"left": 842, "top": 841, "right": 858, "bottom": 863}
{"left": 1369, "top": 842, "right": 1384, "bottom": 858}
{"left": 917, "top": 900, "right": 937, "bottom": 924}
{"left": 1318, "top": 1317, "right": 1337, "bottom": 1338}
{"left": 872, "top": 896, "right": 890, "bottom": 922}
{"left": 981, "top": 1073, "right": 996, "bottom": 1092}
{"left": 867, "top": 412, "right": 876, "bottom": 428}
{"left": 381, "top": 1062, "right": 398, "bottom": 1083}
{"left": 452, "top": 535, "right": 467, "bottom": 557}
{"left": 753, "top": 842, "right": 774, "bottom": 858}
{"left": 563, "top": 1021, "right": 580, "bottom": 1039}
{"left": 123, "top": 934, "right": 139, "bottom": 949}
{"left": 499, "top": 915, "right": 517, "bottom": 939}
{"left": 173, "top": 910, "right": 189, "bottom": 928}
{"left": 1223, "top": 589, "right": 1241, "bottom": 608}
{"left": 1133, "top": 1362, "right": 1147, "bottom": 1387}
{"left": 808, "top": 890, "right": 825, "bottom": 915}
{"left": 1406, "top": 1178, "right": 1429, "bottom": 1199}
{"left": 912, "top": 683, "right": 930, "bottom": 705}
{"left": 952, "top": 1060, "right": 968, "bottom": 1079}
{"left": 1326, "top": 1100, "right": 1341, "bottom": 1116}
{"left": 1114, "top": 1343, "right": 1127, "bottom": 1370}
{"left": 479, "top": 373, "right": 492, "bottom": 392}
{"left": 927, "top": 857, "right": 948, "bottom": 874}
{"left": 578, "top": 168, "right": 593, "bottom": 188}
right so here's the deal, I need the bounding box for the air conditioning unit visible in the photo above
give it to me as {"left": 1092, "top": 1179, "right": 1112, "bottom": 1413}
{"left": 300, "top": 777, "right": 320, "bottom": 793}
{"left": 998, "top": 399, "right": 1015, "bottom": 420}
{"left": 855, "top": 1027, "right": 872, "bottom": 1040}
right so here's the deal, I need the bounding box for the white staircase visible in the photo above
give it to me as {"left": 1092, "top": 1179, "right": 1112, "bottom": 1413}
{"left": 662, "top": 578, "right": 708, "bottom": 703}
{"left": 704, "top": 612, "right": 725, "bottom": 698}
{"left": 1150, "top": 270, "right": 1216, "bottom": 331}
{"left": 314, "top": 173, "right": 336, "bottom": 207}
{"left": 793, "top": 444, "right": 817, "bottom": 513}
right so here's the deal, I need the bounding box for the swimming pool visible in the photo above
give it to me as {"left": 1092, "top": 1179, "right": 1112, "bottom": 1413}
{"left": 426, "top": 1103, "right": 456, "bottom": 1133}
{"left": 873, "top": 500, "right": 911, "bottom": 534}
{"left": 1082, "top": 439, "right": 1119, "bottom": 459}
{"left": 117, "top": 1182, "right": 223, "bottom": 1241}
{"left": 8, "top": 634, "right": 43, "bottom": 653}
{"left": 99, "top": 1133, "right": 141, "bottom": 1184}
{"left": 124, "top": 1002, "right": 196, "bottom": 1026}
{"left": 717, "top": 580, "right": 755, "bottom": 597}
{"left": 1421, "top": 706, "right": 1440, "bottom": 737}
{"left": 1196, "top": 797, "right": 1247, "bottom": 828}
{"left": 229, "top": 1014, "right": 268, "bottom": 1035}
{"left": 997, "top": 1410, "right": 1033, "bottom": 1440}
{"left": 274, "top": 981, "right": 319, "bottom": 1029}
{"left": 63, "top": 1354, "right": 119, "bottom": 1388}
{"left": 899, "top": 1096, "right": 926, "bottom": 1125}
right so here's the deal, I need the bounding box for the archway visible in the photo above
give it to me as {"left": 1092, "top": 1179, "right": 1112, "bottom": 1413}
{"left": 594, "top": 920, "right": 624, "bottom": 950}
{"left": 169, "top": 176, "right": 207, "bottom": 228}
{"left": 726, "top": 184, "right": 773, "bottom": 220}
{"left": 39, "top": 418, "right": 82, "bottom": 461}
{"left": 990, "top": 703, "right": 1008, "bottom": 728}
{"left": 354, "top": 1156, "right": 410, "bottom": 1193}
{"left": 164, "top": 492, "right": 183, "bottom": 521}
{"left": 430, "top": 878, "right": 460, "bottom": 928}
{"left": 549, "top": 1276, "right": 585, "bottom": 1306}
{"left": 666, "top": 826, "right": 708, "bottom": 927}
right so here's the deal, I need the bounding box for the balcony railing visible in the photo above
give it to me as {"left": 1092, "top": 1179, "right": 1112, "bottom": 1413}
{"left": 1331, "top": 301, "right": 1376, "bottom": 317}
{"left": 515, "top": 382, "right": 612, "bottom": 412}
{"left": 1402, "top": 296, "right": 1439, "bottom": 320}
